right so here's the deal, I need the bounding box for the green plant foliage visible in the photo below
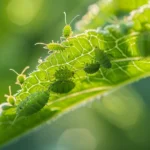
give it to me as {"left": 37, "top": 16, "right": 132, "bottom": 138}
{"left": 1, "top": 0, "right": 150, "bottom": 147}
{"left": 76, "top": 0, "right": 148, "bottom": 31}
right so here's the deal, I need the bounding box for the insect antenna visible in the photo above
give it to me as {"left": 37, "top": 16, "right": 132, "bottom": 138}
{"left": 9, "top": 66, "right": 29, "bottom": 76}
{"left": 64, "top": 12, "right": 80, "bottom": 25}
{"left": 9, "top": 69, "right": 19, "bottom": 75}
{"left": 35, "top": 42, "right": 48, "bottom": 49}
{"left": 4, "top": 86, "right": 12, "bottom": 98}
{"left": 21, "top": 66, "right": 30, "bottom": 74}
{"left": 35, "top": 42, "right": 47, "bottom": 46}
{"left": 64, "top": 12, "right": 67, "bottom": 25}
{"left": 69, "top": 14, "right": 80, "bottom": 25}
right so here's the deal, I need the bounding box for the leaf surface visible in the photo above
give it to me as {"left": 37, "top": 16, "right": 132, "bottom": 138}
{"left": 1, "top": 1, "right": 150, "bottom": 147}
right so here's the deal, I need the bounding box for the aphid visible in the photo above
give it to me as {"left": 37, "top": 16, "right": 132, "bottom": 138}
{"left": 10, "top": 66, "right": 29, "bottom": 86}
{"left": 94, "top": 48, "right": 112, "bottom": 68}
{"left": 35, "top": 41, "right": 66, "bottom": 51}
{"left": 16, "top": 91, "right": 50, "bottom": 119}
{"left": 50, "top": 80, "right": 75, "bottom": 94}
{"left": 62, "top": 12, "right": 80, "bottom": 39}
{"left": 54, "top": 66, "right": 74, "bottom": 80}
{"left": 84, "top": 62, "right": 100, "bottom": 74}
{"left": 4, "top": 86, "right": 16, "bottom": 106}
{"left": 136, "top": 31, "right": 150, "bottom": 57}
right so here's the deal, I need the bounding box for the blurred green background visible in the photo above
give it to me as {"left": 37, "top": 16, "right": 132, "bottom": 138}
{"left": 1, "top": 0, "right": 150, "bottom": 150}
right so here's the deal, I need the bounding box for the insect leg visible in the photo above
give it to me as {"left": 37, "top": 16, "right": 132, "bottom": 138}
{"left": 9, "top": 69, "right": 19, "bottom": 75}
{"left": 60, "top": 36, "right": 66, "bottom": 42}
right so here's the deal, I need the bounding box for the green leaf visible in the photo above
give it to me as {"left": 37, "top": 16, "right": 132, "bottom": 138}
{"left": 1, "top": 1, "right": 150, "bottom": 147}
{"left": 76, "top": 0, "right": 148, "bottom": 31}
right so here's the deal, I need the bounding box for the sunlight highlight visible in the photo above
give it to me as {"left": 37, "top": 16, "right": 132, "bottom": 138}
{"left": 6, "top": 0, "right": 43, "bottom": 26}
{"left": 56, "top": 128, "right": 97, "bottom": 150}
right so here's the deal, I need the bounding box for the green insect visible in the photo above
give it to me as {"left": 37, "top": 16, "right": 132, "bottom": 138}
{"left": 13, "top": 91, "right": 50, "bottom": 123}
{"left": 35, "top": 41, "right": 66, "bottom": 51}
{"left": 50, "top": 80, "right": 75, "bottom": 94}
{"left": 10, "top": 66, "right": 30, "bottom": 87}
{"left": 84, "top": 62, "right": 100, "bottom": 74}
{"left": 54, "top": 66, "right": 74, "bottom": 80}
{"left": 50, "top": 66, "right": 75, "bottom": 94}
{"left": 4, "top": 86, "right": 16, "bottom": 106}
{"left": 136, "top": 31, "right": 150, "bottom": 57}
{"left": 62, "top": 12, "right": 80, "bottom": 39}
{"left": 94, "top": 48, "right": 112, "bottom": 68}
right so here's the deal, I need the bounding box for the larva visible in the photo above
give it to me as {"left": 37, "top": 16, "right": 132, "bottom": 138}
{"left": 50, "top": 80, "right": 75, "bottom": 94}
{"left": 16, "top": 91, "right": 49, "bottom": 118}
{"left": 84, "top": 62, "right": 100, "bottom": 74}
{"left": 94, "top": 48, "right": 112, "bottom": 68}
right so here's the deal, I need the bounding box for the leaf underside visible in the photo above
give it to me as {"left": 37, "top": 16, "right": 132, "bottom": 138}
{"left": 1, "top": 1, "right": 150, "bottom": 146}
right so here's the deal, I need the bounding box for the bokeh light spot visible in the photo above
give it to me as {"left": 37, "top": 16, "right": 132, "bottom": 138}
{"left": 99, "top": 87, "right": 145, "bottom": 129}
{"left": 56, "top": 128, "right": 97, "bottom": 150}
{"left": 6, "top": 0, "right": 43, "bottom": 26}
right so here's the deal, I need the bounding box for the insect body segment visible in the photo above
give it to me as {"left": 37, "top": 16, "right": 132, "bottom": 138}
{"left": 63, "top": 24, "right": 72, "bottom": 39}
{"left": 54, "top": 66, "right": 74, "bottom": 80}
{"left": 47, "top": 43, "right": 66, "bottom": 51}
{"left": 50, "top": 80, "right": 75, "bottom": 94}
{"left": 35, "top": 41, "right": 66, "bottom": 51}
{"left": 10, "top": 66, "right": 29, "bottom": 87}
{"left": 94, "top": 48, "right": 112, "bottom": 68}
{"left": 16, "top": 91, "right": 49, "bottom": 118}
{"left": 4, "top": 86, "right": 16, "bottom": 106}
{"left": 84, "top": 62, "right": 100, "bottom": 74}
{"left": 50, "top": 66, "right": 75, "bottom": 94}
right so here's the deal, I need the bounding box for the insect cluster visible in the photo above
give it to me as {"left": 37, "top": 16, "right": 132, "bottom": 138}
{"left": 1, "top": 66, "right": 30, "bottom": 112}
{"left": 1, "top": 66, "right": 76, "bottom": 123}
{"left": 35, "top": 12, "right": 79, "bottom": 52}
{"left": 0, "top": 12, "right": 113, "bottom": 124}
{"left": 0, "top": 66, "right": 30, "bottom": 115}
